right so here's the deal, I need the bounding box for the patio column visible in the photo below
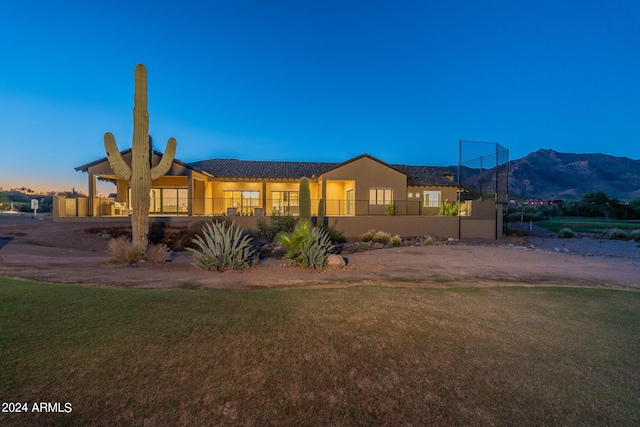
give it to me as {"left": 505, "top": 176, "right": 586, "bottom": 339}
{"left": 187, "top": 175, "right": 193, "bottom": 216}
{"left": 88, "top": 172, "right": 97, "bottom": 216}
{"left": 262, "top": 182, "right": 267, "bottom": 213}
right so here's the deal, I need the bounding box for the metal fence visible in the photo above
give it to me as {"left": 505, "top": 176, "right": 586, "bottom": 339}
{"left": 55, "top": 196, "right": 469, "bottom": 218}
{"left": 458, "top": 140, "right": 509, "bottom": 238}
{"left": 458, "top": 140, "right": 509, "bottom": 204}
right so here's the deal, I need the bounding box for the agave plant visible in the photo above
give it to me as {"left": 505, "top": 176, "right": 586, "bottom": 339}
{"left": 277, "top": 220, "right": 334, "bottom": 270}
{"left": 186, "top": 221, "right": 255, "bottom": 271}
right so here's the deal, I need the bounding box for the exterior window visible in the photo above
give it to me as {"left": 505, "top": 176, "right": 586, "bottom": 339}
{"left": 129, "top": 188, "right": 188, "bottom": 213}
{"left": 150, "top": 189, "right": 161, "bottom": 213}
{"left": 423, "top": 191, "right": 441, "bottom": 208}
{"left": 161, "top": 188, "right": 188, "bottom": 213}
{"left": 225, "top": 190, "right": 260, "bottom": 215}
{"left": 369, "top": 188, "right": 393, "bottom": 205}
{"left": 271, "top": 191, "right": 299, "bottom": 215}
{"left": 346, "top": 189, "right": 354, "bottom": 215}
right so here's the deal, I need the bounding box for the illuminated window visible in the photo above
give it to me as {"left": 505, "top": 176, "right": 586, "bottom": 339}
{"left": 423, "top": 191, "right": 441, "bottom": 207}
{"left": 224, "top": 190, "right": 260, "bottom": 215}
{"left": 128, "top": 188, "right": 188, "bottom": 213}
{"left": 161, "top": 188, "right": 188, "bottom": 213}
{"left": 271, "top": 191, "right": 299, "bottom": 215}
{"left": 369, "top": 188, "right": 393, "bottom": 205}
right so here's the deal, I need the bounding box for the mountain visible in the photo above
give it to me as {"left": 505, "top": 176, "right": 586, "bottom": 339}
{"left": 452, "top": 149, "right": 640, "bottom": 201}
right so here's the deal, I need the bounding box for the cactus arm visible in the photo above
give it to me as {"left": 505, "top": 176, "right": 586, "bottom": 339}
{"left": 150, "top": 137, "right": 177, "bottom": 180}
{"left": 104, "top": 132, "right": 132, "bottom": 180}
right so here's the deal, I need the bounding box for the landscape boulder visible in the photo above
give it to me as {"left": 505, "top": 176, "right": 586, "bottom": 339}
{"left": 327, "top": 254, "right": 347, "bottom": 267}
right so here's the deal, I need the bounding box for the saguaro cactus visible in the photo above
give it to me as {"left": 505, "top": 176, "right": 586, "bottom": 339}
{"left": 104, "top": 64, "right": 177, "bottom": 254}
{"left": 299, "top": 177, "right": 311, "bottom": 223}
{"left": 316, "top": 198, "right": 325, "bottom": 228}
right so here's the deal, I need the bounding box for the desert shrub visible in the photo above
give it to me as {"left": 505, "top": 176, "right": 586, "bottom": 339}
{"left": 630, "top": 230, "right": 640, "bottom": 242}
{"left": 107, "top": 236, "right": 145, "bottom": 263}
{"left": 108, "top": 237, "right": 171, "bottom": 264}
{"left": 146, "top": 243, "right": 171, "bottom": 263}
{"left": 557, "top": 228, "right": 577, "bottom": 238}
{"left": 372, "top": 231, "right": 392, "bottom": 245}
{"left": 602, "top": 228, "right": 631, "bottom": 241}
{"left": 385, "top": 203, "right": 397, "bottom": 216}
{"left": 323, "top": 224, "right": 347, "bottom": 244}
{"left": 187, "top": 222, "right": 255, "bottom": 271}
{"left": 422, "top": 235, "right": 440, "bottom": 246}
{"left": 438, "top": 199, "right": 460, "bottom": 216}
{"left": 149, "top": 220, "right": 168, "bottom": 246}
{"left": 390, "top": 235, "right": 403, "bottom": 247}
{"left": 361, "top": 229, "right": 377, "bottom": 242}
{"left": 276, "top": 221, "right": 334, "bottom": 270}
{"left": 159, "top": 224, "right": 196, "bottom": 251}
{"left": 257, "top": 214, "right": 297, "bottom": 242}
{"left": 85, "top": 225, "right": 131, "bottom": 239}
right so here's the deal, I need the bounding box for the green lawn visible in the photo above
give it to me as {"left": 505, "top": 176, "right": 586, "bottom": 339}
{"left": 1, "top": 278, "right": 639, "bottom": 426}
{"left": 537, "top": 216, "right": 640, "bottom": 233}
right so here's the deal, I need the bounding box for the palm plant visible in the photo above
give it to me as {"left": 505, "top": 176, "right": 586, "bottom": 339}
{"left": 276, "top": 221, "right": 334, "bottom": 270}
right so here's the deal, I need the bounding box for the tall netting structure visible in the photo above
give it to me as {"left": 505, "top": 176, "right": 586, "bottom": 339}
{"left": 458, "top": 140, "right": 509, "bottom": 238}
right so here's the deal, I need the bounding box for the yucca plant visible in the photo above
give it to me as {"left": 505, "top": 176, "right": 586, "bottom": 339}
{"left": 277, "top": 221, "right": 334, "bottom": 270}
{"left": 300, "top": 227, "right": 335, "bottom": 270}
{"left": 187, "top": 221, "right": 255, "bottom": 271}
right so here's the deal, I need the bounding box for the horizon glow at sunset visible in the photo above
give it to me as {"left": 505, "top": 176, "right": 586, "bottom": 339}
{"left": 1, "top": 1, "right": 639, "bottom": 194}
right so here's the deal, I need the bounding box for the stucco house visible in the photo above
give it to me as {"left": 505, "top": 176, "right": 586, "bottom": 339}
{"left": 63, "top": 151, "right": 501, "bottom": 239}
{"left": 72, "top": 151, "right": 459, "bottom": 218}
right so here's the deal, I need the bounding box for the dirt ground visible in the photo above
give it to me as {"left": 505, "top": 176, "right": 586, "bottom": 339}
{"left": 1, "top": 216, "right": 639, "bottom": 291}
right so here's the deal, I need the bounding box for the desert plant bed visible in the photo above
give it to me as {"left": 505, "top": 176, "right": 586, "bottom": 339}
{"left": 1, "top": 279, "right": 639, "bottom": 426}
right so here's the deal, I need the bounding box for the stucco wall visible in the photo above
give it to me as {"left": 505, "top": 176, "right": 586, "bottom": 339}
{"left": 320, "top": 156, "right": 407, "bottom": 216}
{"left": 223, "top": 215, "right": 496, "bottom": 240}
{"left": 326, "top": 216, "right": 460, "bottom": 239}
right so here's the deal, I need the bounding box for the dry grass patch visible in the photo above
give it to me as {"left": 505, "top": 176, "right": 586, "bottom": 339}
{"left": 1, "top": 279, "right": 639, "bottom": 426}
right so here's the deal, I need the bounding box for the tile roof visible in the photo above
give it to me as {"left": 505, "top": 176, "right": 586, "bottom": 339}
{"left": 188, "top": 156, "right": 457, "bottom": 186}
{"left": 188, "top": 159, "right": 338, "bottom": 179}
{"left": 76, "top": 150, "right": 457, "bottom": 186}
{"left": 75, "top": 149, "right": 204, "bottom": 174}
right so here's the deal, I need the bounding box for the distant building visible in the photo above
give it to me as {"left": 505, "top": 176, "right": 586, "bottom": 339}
{"left": 526, "top": 200, "right": 563, "bottom": 207}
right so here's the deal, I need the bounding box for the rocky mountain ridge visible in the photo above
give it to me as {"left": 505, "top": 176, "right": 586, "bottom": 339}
{"left": 455, "top": 149, "right": 640, "bottom": 201}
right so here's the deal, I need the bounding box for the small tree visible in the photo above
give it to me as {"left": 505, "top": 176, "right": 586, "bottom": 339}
{"left": 438, "top": 199, "right": 460, "bottom": 216}
{"left": 385, "top": 203, "right": 397, "bottom": 216}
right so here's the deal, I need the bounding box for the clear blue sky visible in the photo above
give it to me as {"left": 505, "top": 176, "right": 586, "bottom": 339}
{"left": 1, "top": 0, "right": 638, "bottom": 194}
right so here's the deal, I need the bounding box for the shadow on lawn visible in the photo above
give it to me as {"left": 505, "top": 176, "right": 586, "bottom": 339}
{"left": 0, "top": 236, "right": 14, "bottom": 250}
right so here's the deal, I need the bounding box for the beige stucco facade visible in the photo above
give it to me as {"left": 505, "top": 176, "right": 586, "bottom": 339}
{"left": 73, "top": 152, "right": 462, "bottom": 219}
{"left": 63, "top": 152, "right": 510, "bottom": 239}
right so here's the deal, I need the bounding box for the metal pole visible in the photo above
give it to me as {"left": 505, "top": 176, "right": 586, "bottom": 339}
{"left": 458, "top": 140, "right": 462, "bottom": 240}
{"left": 495, "top": 142, "right": 499, "bottom": 240}
{"left": 479, "top": 155, "right": 483, "bottom": 201}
